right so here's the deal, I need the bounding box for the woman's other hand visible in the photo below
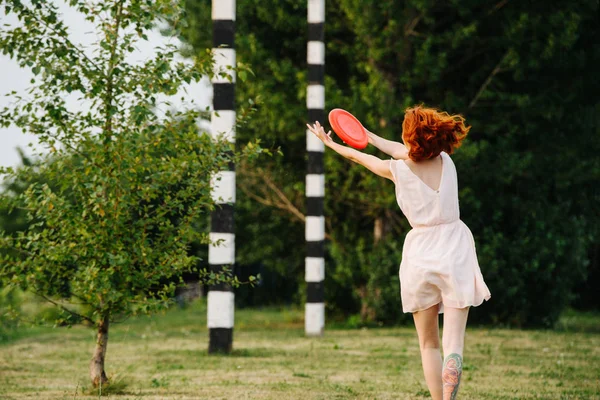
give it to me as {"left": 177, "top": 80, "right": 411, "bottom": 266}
{"left": 306, "top": 121, "right": 334, "bottom": 147}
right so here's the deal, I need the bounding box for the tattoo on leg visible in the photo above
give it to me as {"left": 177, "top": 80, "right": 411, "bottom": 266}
{"left": 442, "top": 353, "right": 463, "bottom": 400}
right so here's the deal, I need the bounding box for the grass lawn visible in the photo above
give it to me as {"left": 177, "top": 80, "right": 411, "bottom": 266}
{"left": 0, "top": 300, "right": 599, "bottom": 399}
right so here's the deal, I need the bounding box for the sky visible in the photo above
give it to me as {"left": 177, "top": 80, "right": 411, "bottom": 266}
{"left": 0, "top": 2, "right": 211, "bottom": 172}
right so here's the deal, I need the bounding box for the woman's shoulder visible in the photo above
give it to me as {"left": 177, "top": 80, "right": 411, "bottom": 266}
{"left": 440, "top": 151, "right": 454, "bottom": 164}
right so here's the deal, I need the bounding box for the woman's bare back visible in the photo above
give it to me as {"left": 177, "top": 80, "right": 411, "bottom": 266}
{"left": 404, "top": 155, "right": 444, "bottom": 192}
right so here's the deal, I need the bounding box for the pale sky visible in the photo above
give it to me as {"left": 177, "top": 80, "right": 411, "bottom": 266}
{"left": 0, "top": 2, "right": 211, "bottom": 172}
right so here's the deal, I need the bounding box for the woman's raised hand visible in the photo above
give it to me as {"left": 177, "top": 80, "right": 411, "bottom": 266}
{"left": 306, "top": 121, "right": 334, "bottom": 147}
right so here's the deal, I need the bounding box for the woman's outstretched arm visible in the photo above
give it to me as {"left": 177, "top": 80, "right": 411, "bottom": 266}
{"left": 366, "top": 129, "right": 409, "bottom": 160}
{"left": 307, "top": 122, "right": 393, "bottom": 181}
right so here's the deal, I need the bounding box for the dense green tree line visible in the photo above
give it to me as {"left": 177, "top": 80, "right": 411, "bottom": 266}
{"left": 179, "top": 0, "right": 600, "bottom": 327}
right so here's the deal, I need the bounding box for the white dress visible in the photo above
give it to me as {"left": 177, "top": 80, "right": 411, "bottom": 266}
{"left": 389, "top": 152, "right": 491, "bottom": 314}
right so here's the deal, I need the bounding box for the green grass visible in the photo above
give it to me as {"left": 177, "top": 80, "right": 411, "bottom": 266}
{"left": 1, "top": 301, "right": 599, "bottom": 399}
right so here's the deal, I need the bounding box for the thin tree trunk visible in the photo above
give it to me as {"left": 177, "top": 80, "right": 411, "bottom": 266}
{"left": 90, "top": 315, "right": 109, "bottom": 387}
{"left": 357, "top": 285, "right": 376, "bottom": 323}
{"left": 374, "top": 217, "right": 384, "bottom": 243}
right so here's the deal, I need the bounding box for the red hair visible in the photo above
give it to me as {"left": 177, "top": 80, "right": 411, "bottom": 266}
{"left": 402, "top": 105, "right": 470, "bottom": 162}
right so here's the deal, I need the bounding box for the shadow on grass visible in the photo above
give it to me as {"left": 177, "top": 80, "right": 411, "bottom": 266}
{"left": 207, "top": 347, "right": 286, "bottom": 358}
{"left": 151, "top": 346, "right": 285, "bottom": 361}
{"left": 228, "top": 347, "right": 284, "bottom": 358}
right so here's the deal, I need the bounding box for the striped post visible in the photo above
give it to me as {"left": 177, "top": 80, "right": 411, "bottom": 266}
{"left": 305, "top": 0, "right": 325, "bottom": 337}
{"left": 208, "top": 0, "right": 236, "bottom": 354}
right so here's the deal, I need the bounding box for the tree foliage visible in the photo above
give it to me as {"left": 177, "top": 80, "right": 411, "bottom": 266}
{"left": 180, "top": 0, "right": 599, "bottom": 327}
{"left": 0, "top": 0, "right": 261, "bottom": 386}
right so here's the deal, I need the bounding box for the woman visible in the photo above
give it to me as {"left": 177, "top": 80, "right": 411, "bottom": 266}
{"left": 307, "top": 105, "right": 491, "bottom": 400}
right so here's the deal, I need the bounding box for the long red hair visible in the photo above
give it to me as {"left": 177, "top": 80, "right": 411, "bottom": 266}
{"left": 402, "top": 105, "right": 470, "bottom": 162}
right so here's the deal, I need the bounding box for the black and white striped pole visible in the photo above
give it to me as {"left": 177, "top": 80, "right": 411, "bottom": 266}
{"left": 305, "top": 0, "right": 325, "bottom": 337}
{"left": 208, "top": 0, "right": 236, "bottom": 354}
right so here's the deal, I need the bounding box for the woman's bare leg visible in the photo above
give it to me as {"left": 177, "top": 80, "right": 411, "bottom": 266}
{"left": 412, "top": 304, "right": 443, "bottom": 400}
{"left": 441, "top": 306, "right": 469, "bottom": 400}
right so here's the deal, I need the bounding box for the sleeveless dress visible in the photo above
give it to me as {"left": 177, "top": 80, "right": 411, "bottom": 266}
{"left": 389, "top": 152, "right": 491, "bottom": 314}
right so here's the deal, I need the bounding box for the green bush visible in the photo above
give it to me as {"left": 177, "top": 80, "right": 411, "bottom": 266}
{"left": 324, "top": 237, "right": 412, "bottom": 326}
{"left": 464, "top": 197, "right": 589, "bottom": 327}
{"left": 363, "top": 241, "right": 413, "bottom": 326}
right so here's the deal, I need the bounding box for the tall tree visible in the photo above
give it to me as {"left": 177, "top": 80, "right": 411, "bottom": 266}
{"left": 0, "top": 0, "right": 260, "bottom": 386}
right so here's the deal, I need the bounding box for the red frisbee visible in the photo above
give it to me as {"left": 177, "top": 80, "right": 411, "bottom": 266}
{"left": 328, "top": 109, "right": 368, "bottom": 149}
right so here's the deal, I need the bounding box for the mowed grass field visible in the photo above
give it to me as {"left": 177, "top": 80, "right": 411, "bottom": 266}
{"left": 1, "top": 300, "right": 599, "bottom": 400}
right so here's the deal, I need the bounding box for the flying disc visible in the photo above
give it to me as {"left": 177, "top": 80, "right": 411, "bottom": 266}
{"left": 328, "top": 109, "right": 368, "bottom": 149}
